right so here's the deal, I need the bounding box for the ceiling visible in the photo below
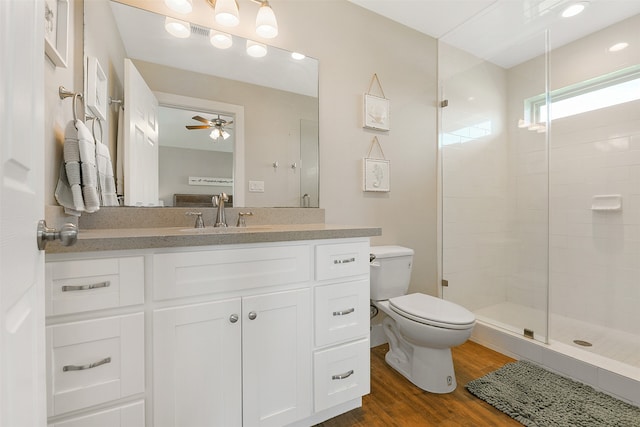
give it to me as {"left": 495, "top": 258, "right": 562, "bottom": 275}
{"left": 349, "top": 0, "right": 640, "bottom": 68}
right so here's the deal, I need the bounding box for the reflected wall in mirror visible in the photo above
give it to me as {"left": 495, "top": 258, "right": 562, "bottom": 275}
{"left": 84, "top": 0, "right": 319, "bottom": 208}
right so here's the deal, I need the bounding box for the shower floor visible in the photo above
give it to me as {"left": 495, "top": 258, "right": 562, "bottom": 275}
{"left": 474, "top": 302, "right": 640, "bottom": 370}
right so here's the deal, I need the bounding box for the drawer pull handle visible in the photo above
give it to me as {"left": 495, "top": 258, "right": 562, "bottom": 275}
{"left": 62, "top": 281, "right": 110, "bottom": 292}
{"left": 333, "top": 308, "right": 355, "bottom": 316}
{"left": 63, "top": 357, "right": 111, "bottom": 372}
{"left": 333, "top": 257, "right": 356, "bottom": 265}
{"left": 332, "top": 370, "right": 354, "bottom": 380}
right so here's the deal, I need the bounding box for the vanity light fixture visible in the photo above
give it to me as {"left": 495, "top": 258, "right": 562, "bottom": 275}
{"left": 164, "top": 0, "right": 193, "bottom": 14}
{"left": 254, "top": 0, "right": 278, "bottom": 38}
{"left": 206, "top": 0, "right": 278, "bottom": 39}
{"left": 246, "top": 40, "right": 267, "bottom": 58}
{"left": 165, "top": 16, "right": 191, "bottom": 38}
{"left": 561, "top": 2, "right": 588, "bottom": 18}
{"left": 291, "top": 52, "right": 305, "bottom": 60}
{"left": 210, "top": 30, "right": 233, "bottom": 49}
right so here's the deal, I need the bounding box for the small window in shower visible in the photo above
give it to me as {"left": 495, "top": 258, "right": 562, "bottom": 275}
{"left": 525, "top": 64, "right": 640, "bottom": 124}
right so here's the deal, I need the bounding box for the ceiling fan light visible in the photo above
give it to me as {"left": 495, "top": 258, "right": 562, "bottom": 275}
{"left": 165, "top": 17, "right": 191, "bottom": 38}
{"left": 164, "top": 0, "right": 192, "bottom": 14}
{"left": 210, "top": 30, "right": 233, "bottom": 49}
{"left": 246, "top": 40, "right": 267, "bottom": 58}
{"left": 222, "top": 129, "right": 231, "bottom": 140}
{"left": 210, "top": 128, "right": 222, "bottom": 140}
{"left": 214, "top": 0, "right": 240, "bottom": 27}
{"left": 255, "top": 2, "right": 278, "bottom": 39}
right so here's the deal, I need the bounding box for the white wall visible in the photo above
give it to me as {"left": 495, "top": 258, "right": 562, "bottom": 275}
{"left": 45, "top": 0, "right": 440, "bottom": 295}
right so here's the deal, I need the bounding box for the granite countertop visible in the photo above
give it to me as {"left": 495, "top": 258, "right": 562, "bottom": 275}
{"left": 45, "top": 223, "right": 382, "bottom": 254}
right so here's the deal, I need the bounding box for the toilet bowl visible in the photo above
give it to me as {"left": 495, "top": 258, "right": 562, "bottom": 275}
{"left": 370, "top": 246, "right": 475, "bottom": 393}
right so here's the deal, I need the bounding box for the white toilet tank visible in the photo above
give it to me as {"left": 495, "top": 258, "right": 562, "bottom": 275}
{"left": 370, "top": 246, "right": 414, "bottom": 301}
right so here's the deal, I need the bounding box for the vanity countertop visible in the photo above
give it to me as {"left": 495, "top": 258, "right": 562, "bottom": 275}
{"left": 45, "top": 223, "right": 382, "bottom": 253}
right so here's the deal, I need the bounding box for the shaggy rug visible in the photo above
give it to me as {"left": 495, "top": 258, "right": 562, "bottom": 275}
{"left": 466, "top": 360, "right": 640, "bottom": 426}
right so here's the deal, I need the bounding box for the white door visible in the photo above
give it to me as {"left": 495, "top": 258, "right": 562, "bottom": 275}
{"left": 153, "top": 298, "right": 242, "bottom": 427}
{"left": 242, "top": 289, "right": 311, "bottom": 427}
{"left": 123, "top": 58, "right": 159, "bottom": 206}
{"left": 0, "top": 0, "right": 46, "bottom": 426}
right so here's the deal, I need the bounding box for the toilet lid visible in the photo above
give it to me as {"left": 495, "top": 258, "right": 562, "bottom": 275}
{"left": 389, "top": 293, "right": 475, "bottom": 330}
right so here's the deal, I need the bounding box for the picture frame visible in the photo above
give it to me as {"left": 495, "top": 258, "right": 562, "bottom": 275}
{"left": 363, "top": 158, "right": 390, "bottom": 192}
{"left": 363, "top": 94, "right": 390, "bottom": 131}
{"left": 44, "top": 0, "right": 69, "bottom": 68}
{"left": 87, "top": 57, "right": 108, "bottom": 121}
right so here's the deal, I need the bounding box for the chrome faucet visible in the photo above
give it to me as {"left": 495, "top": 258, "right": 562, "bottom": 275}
{"left": 212, "top": 192, "right": 229, "bottom": 227}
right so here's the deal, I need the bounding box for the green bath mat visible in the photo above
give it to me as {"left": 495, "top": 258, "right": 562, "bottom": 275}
{"left": 466, "top": 360, "right": 640, "bottom": 426}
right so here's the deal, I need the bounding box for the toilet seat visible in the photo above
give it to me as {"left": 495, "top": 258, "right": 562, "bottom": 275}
{"left": 389, "top": 293, "right": 475, "bottom": 330}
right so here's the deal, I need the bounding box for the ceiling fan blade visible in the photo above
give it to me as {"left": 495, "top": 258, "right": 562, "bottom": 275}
{"left": 192, "top": 115, "right": 213, "bottom": 125}
{"left": 185, "top": 125, "right": 211, "bottom": 130}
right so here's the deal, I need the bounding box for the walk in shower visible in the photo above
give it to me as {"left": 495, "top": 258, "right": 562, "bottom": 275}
{"left": 439, "top": 5, "right": 640, "bottom": 405}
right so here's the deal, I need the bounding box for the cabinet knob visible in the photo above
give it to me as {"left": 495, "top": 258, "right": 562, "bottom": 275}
{"left": 248, "top": 311, "right": 257, "bottom": 320}
{"left": 229, "top": 314, "right": 239, "bottom": 323}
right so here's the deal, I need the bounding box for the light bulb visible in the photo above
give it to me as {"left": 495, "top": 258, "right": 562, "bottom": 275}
{"left": 210, "top": 30, "right": 233, "bottom": 49}
{"left": 246, "top": 40, "right": 267, "bottom": 58}
{"left": 210, "top": 128, "right": 222, "bottom": 140}
{"left": 165, "top": 17, "right": 191, "bottom": 38}
{"left": 255, "top": 2, "right": 278, "bottom": 38}
{"left": 222, "top": 130, "right": 231, "bottom": 140}
{"left": 561, "top": 2, "right": 587, "bottom": 18}
{"left": 215, "top": 0, "right": 239, "bottom": 27}
{"left": 164, "top": 0, "right": 192, "bottom": 14}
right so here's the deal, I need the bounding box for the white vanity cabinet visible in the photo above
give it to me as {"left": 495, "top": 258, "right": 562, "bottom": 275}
{"left": 45, "top": 255, "right": 146, "bottom": 426}
{"left": 45, "top": 236, "right": 371, "bottom": 427}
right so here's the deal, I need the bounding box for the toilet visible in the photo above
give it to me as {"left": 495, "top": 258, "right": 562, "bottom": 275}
{"left": 370, "top": 245, "right": 475, "bottom": 393}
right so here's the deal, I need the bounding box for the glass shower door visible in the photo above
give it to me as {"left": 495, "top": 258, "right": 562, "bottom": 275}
{"left": 439, "top": 29, "right": 549, "bottom": 343}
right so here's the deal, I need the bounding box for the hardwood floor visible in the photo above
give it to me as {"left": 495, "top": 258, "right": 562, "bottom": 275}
{"left": 316, "top": 341, "right": 522, "bottom": 427}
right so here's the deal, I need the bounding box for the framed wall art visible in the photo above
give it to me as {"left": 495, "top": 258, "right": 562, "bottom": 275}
{"left": 363, "top": 73, "right": 390, "bottom": 131}
{"left": 44, "top": 0, "right": 69, "bottom": 68}
{"left": 363, "top": 158, "right": 390, "bottom": 192}
{"left": 87, "top": 57, "right": 108, "bottom": 121}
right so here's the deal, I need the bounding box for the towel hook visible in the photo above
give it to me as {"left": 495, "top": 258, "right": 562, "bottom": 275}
{"left": 59, "top": 86, "right": 85, "bottom": 123}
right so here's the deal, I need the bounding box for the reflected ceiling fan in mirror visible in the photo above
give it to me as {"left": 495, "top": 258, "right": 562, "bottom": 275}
{"left": 186, "top": 115, "right": 234, "bottom": 140}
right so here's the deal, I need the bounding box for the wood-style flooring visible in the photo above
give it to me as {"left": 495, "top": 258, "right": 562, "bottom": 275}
{"left": 316, "top": 341, "right": 522, "bottom": 427}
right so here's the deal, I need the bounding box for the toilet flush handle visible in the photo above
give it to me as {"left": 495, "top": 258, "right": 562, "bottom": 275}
{"left": 370, "top": 262, "right": 381, "bottom": 268}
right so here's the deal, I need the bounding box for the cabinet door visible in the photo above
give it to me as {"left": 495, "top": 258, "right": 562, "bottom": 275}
{"left": 153, "top": 298, "right": 242, "bottom": 427}
{"left": 242, "top": 289, "right": 311, "bottom": 427}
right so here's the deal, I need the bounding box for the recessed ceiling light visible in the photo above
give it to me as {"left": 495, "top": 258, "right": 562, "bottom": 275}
{"left": 608, "top": 42, "right": 629, "bottom": 52}
{"left": 561, "top": 2, "right": 588, "bottom": 18}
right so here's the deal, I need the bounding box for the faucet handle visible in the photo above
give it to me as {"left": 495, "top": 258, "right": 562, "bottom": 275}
{"left": 236, "top": 211, "right": 253, "bottom": 227}
{"left": 212, "top": 192, "right": 229, "bottom": 207}
{"left": 185, "top": 211, "right": 205, "bottom": 228}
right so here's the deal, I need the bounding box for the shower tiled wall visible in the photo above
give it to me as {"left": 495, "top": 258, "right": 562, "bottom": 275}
{"left": 548, "top": 102, "right": 640, "bottom": 335}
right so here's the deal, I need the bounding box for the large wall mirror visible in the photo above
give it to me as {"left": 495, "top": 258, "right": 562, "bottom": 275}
{"left": 84, "top": 0, "right": 319, "bottom": 208}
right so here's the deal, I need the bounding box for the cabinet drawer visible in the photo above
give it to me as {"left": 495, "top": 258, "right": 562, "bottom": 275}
{"left": 47, "top": 400, "right": 145, "bottom": 427}
{"left": 153, "top": 245, "right": 311, "bottom": 300}
{"left": 315, "top": 241, "right": 369, "bottom": 281}
{"left": 313, "top": 339, "right": 370, "bottom": 412}
{"left": 46, "top": 313, "right": 145, "bottom": 417}
{"left": 46, "top": 257, "right": 144, "bottom": 316}
{"left": 315, "top": 279, "right": 370, "bottom": 347}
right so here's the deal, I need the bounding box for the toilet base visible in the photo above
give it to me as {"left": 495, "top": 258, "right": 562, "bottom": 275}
{"left": 383, "top": 317, "right": 458, "bottom": 394}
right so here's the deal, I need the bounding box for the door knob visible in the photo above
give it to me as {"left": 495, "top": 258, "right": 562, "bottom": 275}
{"left": 37, "top": 220, "right": 78, "bottom": 250}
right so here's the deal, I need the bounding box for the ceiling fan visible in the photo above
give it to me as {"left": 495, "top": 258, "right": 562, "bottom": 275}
{"left": 186, "top": 115, "right": 233, "bottom": 140}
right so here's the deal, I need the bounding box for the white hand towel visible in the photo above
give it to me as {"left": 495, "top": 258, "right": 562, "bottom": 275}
{"left": 55, "top": 121, "right": 85, "bottom": 215}
{"left": 95, "top": 134, "right": 119, "bottom": 206}
{"left": 116, "top": 105, "right": 124, "bottom": 197}
{"left": 76, "top": 120, "right": 100, "bottom": 213}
